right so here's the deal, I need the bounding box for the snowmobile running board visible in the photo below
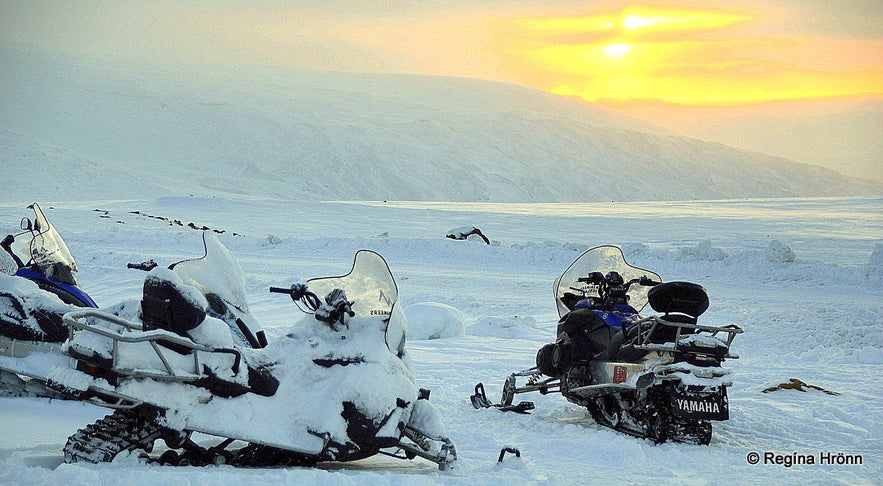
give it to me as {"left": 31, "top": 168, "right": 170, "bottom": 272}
{"left": 0, "top": 337, "right": 63, "bottom": 360}
{"left": 566, "top": 383, "right": 635, "bottom": 398}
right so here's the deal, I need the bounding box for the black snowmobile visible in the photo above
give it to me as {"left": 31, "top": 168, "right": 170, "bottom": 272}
{"left": 49, "top": 249, "right": 457, "bottom": 470}
{"left": 472, "top": 245, "right": 743, "bottom": 444}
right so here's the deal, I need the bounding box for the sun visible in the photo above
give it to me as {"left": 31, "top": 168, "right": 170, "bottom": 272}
{"left": 602, "top": 43, "right": 632, "bottom": 59}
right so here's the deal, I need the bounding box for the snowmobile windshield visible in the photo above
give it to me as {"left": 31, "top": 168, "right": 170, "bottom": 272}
{"left": 308, "top": 250, "right": 406, "bottom": 356}
{"left": 553, "top": 245, "right": 661, "bottom": 318}
{"left": 169, "top": 231, "right": 250, "bottom": 313}
{"left": 26, "top": 203, "right": 79, "bottom": 285}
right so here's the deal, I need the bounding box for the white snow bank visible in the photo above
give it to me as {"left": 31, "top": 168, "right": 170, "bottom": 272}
{"left": 404, "top": 302, "right": 467, "bottom": 340}
{"left": 765, "top": 240, "right": 797, "bottom": 263}
{"left": 467, "top": 316, "right": 541, "bottom": 339}
{"left": 675, "top": 240, "right": 728, "bottom": 261}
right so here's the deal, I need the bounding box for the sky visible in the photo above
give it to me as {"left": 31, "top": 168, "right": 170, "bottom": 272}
{"left": 1, "top": 1, "right": 881, "bottom": 179}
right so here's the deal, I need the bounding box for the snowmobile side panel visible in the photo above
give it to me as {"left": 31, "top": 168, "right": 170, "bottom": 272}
{"left": 589, "top": 361, "right": 646, "bottom": 385}
{"left": 14, "top": 267, "right": 97, "bottom": 308}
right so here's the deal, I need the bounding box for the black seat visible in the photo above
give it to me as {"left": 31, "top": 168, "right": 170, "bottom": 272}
{"left": 647, "top": 282, "right": 709, "bottom": 324}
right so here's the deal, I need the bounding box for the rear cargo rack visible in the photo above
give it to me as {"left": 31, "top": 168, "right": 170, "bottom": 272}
{"left": 62, "top": 309, "right": 241, "bottom": 381}
{"left": 627, "top": 316, "right": 743, "bottom": 356}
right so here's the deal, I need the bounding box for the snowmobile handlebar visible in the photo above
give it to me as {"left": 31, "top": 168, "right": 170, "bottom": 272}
{"left": 127, "top": 259, "right": 159, "bottom": 271}
{"left": 270, "top": 283, "right": 321, "bottom": 308}
{"left": 270, "top": 283, "right": 325, "bottom": 314}
{"left": 315, "top": 289, "right": 355, "bottom": 327}
{"left": 576, "top": 273, "right": 661, "bottom": 290}
{"left": 270, "top": 284, "right": 355, "bottom": 328}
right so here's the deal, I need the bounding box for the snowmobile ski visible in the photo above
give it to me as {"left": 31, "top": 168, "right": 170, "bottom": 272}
{"left": 470, "top": 382, "right": 534, "bottom": 414}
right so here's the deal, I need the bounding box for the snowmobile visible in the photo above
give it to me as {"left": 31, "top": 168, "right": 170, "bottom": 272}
{"left": 1, "top": 214, "right": 266, "bottom": 396}
{"left": 471, "top": 245, "right": 742, "bottom": 444}
{"left": 0, "top": 203, "right": 98, "bottom": 396}
{"left": 48, "top": 249, "right": 457, "bottom": 470}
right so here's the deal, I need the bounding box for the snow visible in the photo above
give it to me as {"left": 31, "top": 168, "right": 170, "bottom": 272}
{"left": 0, "top": 42, "right": 881, "bottom": 486}
{"left": 406, "top": 303, "right": 467, "bottom": 340}
{"left": 0, "top": 196, "right": 880, "bottom": 485}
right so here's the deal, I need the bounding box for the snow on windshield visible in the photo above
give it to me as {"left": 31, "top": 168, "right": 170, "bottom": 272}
{"left": 170, "top": 232, "right": 249, "bottom": 312}
{"left": 308, "top": 250, "right": 405, "bottom": 355}
{"left": 29, "top": 203, "right": 78, "bottom": 273}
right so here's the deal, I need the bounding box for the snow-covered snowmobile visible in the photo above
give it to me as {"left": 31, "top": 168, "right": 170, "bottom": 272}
{"left": 0, "top": 203, "right": 98, "bottom": 396}
{"left": 471, "top": 245, "right": 742, "bottom": 444}
{"left": 1, "top": 215, "right": 265, "bottom": 396}
{"left": 49, "top": 249, "right": 457, "bottom": 470}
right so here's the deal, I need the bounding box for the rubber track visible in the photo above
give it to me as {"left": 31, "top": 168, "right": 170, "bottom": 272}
{"left": 64, "top": 410, "right": 163, "bottom": 463}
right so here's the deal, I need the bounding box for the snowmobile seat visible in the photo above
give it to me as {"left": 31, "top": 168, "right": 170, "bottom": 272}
{"left": 140, "top": 273, "right": 207, "bottom": 354}
{"left": 141, "top": 278, "right": 206, "bottom": 334}
{"left": 647, "top": 281, "right": 708, "bottom": 324}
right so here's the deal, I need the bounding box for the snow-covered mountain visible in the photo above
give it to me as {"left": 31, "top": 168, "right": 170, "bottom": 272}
{"left": 1, "top": 46, "right": 880, "bottom": 203}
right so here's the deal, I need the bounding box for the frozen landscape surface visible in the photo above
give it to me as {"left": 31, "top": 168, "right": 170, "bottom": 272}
{"left": 0, "top": 196, "right": 880, "bottom": 485}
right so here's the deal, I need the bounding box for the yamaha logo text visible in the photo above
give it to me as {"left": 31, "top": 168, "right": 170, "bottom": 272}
{"left": 675, "top": 398, "right": 720, "bottom": 414}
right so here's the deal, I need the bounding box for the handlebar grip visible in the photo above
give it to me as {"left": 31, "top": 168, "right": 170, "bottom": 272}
{"left": 269, "top": 287, "right": 291, "bottom": 294}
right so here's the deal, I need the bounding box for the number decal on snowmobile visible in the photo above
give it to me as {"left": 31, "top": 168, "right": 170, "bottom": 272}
{"left": 613, "top": 365, "right": 627, "bottom": 384}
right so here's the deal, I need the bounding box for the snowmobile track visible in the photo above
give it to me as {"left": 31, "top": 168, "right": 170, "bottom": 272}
{"left": 64, "top": 409, "right": 163, "bottom": 463}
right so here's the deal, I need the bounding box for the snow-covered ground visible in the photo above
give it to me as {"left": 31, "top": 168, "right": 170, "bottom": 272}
{"left": 0, "top": 196, "right": 880, "bottom": 485}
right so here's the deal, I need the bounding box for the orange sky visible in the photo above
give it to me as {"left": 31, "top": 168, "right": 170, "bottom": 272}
{"left": 490, "top": 5, "right": 882, "bottom": 107}
{"left": 3, "top": 2, "right": 879, "bottom": 109}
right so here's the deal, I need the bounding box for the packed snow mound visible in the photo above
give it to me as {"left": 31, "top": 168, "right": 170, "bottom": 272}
{"left": 405, "top": 302, "right": 467, "bottom": 340}
{"left": 1, "top": 46, "right": 880, "bottom": 203}
{"left": 467, "top": 315, "right": 541, "bottom": 339}
{"left": 674, "top": 240, "right": 728, "bottom": 262}
{"left": 765, "top": 240, "right": 797, "bottom": 263}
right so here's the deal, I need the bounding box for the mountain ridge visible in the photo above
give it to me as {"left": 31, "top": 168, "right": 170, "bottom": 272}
{"left": 1, "top": 46, "right": 879, "bottom": 202}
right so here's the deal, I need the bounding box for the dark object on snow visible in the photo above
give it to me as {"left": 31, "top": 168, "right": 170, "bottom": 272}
{"left": 446, "top": 226, "right": 489, "bottom": 244}
{"left": 127, "top": 260, "right": 158, "bottom": 271}
{"left": 761, "top": 378, "right": 839, "bottom": 396}
{"left": 498, "top": 447, "right": 521, "bottom": 463}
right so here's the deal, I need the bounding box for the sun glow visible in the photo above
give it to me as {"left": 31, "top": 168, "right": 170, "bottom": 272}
{"left": 504, "top": 6, "right": 883, "bottom": 107}
{"left": 602, "top": 43, "right": 632, "bottom": 59}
